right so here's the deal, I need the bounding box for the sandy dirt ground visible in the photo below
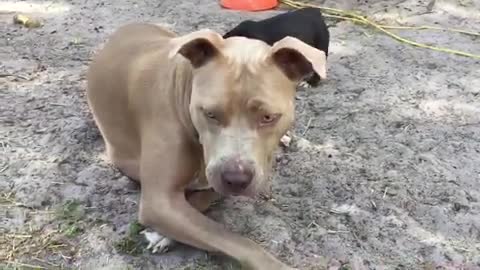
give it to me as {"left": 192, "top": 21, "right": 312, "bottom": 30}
{"left": 1, "top": 0, "right": 480, "bottom": 269}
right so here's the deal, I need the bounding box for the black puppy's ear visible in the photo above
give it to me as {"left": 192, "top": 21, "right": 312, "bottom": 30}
{"left": 170, "top": 29, "right": 224, "bottom": 68}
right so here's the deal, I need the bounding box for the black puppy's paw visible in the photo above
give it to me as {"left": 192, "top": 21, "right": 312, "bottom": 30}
{"left": 305, "top": 73, "right": 321, "bottom": 88}
{"left": 299, "top": 81, "right": 313, "bottom": 89}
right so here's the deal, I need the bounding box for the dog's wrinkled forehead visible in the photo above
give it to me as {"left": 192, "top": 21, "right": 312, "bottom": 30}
{"left": 222, "top": 37, "right": 271, "bottom": 63}
{"left": 217, "top": 37, "right": 287, "bottom": 87}
{"left": 192, "top": 36, "right": 287, "bottom": 93}
{"left": 193, "top": 39, "right": 292, "bottom": 104}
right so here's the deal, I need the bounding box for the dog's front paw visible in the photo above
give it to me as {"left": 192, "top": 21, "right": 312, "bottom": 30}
{"left": 141, "top": 230, "right": 175, "bottom": 253}
{"left": 280, "top": 133, "right": 292, "bottom": 148}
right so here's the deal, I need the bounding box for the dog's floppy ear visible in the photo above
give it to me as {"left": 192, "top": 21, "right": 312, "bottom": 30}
{"left": 169, "top": 29, "right": 224, "bottom": 68}
{"left": 270, "top": 36, "right": 327, "bottom": 82}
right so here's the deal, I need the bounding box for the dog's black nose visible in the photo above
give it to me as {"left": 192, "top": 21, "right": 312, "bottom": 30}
{"left": 221, "top": 162, "right": 254, "bottom": 193}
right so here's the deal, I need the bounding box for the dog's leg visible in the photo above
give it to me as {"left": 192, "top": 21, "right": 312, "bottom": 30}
{"left": 142, "top": 189, "right": 222, "bottom": 253}
{"left": 139, "top": 140, "right": 294, "bottom": 270}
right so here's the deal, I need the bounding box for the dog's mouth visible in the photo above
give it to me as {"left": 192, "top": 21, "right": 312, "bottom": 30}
{"left": 207, "top": 177, "right": 258, "bottom": 198}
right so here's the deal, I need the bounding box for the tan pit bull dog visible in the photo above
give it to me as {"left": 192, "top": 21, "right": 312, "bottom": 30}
{"left": 87, "top": 23, "right": 326, "bottom": 269}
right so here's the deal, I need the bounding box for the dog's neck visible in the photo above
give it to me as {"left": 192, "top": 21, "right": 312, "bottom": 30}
{"left": 169, "top": 58, "right": 209, "bottom": 190}
{"left": 169, "top": 57, "right": 200, "bottom": 144}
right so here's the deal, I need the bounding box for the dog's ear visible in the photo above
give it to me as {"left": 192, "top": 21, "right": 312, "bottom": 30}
{"left": 169, "top": 29, "right": 224, "bottom": 68}
{"left": 270, "top": 36, "right": 327, "bottom": 82}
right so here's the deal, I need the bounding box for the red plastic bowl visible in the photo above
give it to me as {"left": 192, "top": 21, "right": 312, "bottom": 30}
{"left": 221, "top": 0, "right": 278, "bottom": 11}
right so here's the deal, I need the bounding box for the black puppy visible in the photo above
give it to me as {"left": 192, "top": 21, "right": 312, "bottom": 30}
{"left": 224, "top": 7, "right": 330, "bottom": 87}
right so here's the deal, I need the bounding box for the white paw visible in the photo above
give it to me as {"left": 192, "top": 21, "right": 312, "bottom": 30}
{"left": 298, "top": 81, "right": 312, "bottom": 89}
{"left": 280, "top": 134, "right": 292, "bottom": 147}
{"left": 141, "top": 230, "right": 175, "bottom": 253}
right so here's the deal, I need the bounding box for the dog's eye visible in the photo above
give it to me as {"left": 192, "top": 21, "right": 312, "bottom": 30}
{"left": 259, "top": 113, "right": 280, "bottom": 126}
{"left": 204, "top": 110, "right": 217, "bottom": 120}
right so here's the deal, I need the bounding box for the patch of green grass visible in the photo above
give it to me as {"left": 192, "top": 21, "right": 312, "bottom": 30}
{"left": 63, "top": 224, "right": 82, "bottom": 237}
{"left": 339, "top": 264, "right": 352, "bottom": 270}
{"left": 127, "top": 220, "right": 144, "bottom": 237}
{"left": 56, "top": 200, "right": 85, "bottom": 222}
{"left": 180, "top": 257, "right": 242, "bottom": 270}
{"left": 1, "top": 199, "right": 79, "bottom": 268}
{"left": 180, "top": 263, "right": 214, "bottom": 270}
{"left": 0, "top": 264, "right": 16, "bottom": 270}
{"left": 114, "top": 237, "right": 143, "bottom": 256}
{"left": 114, "top": 220, "right": 145, "bottom": 256}
{"left": 181, "top": 266, "right": 209, "bottom": 270}
{"left": 55, "top": 200, "right": 86, "bottom": 238}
